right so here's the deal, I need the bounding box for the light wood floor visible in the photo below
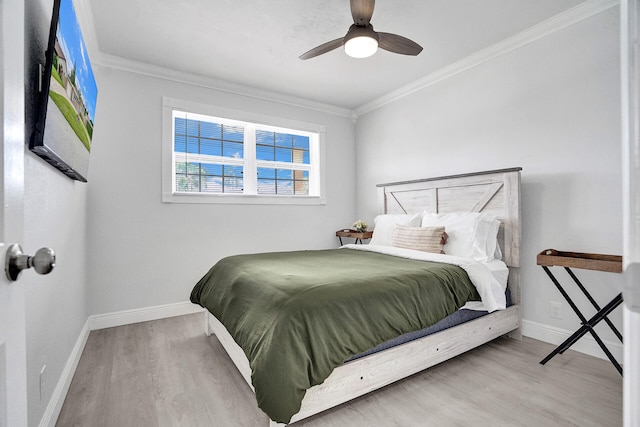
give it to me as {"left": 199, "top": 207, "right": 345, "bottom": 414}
{"left": 56, "top": 313, "right": 622, "bottom": 427}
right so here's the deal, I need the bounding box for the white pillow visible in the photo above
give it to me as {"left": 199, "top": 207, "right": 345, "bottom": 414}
{"left": 494, "top": 241, "right": 503, "bottom": 261}
{"left": 421, "top": 212, "right": 500, "bottom": 262}
{"left": 369, "top": 213, "right": 422, "bottom": 246}
{"left": 484, "top": 218, "right": 501, "bottom": 261}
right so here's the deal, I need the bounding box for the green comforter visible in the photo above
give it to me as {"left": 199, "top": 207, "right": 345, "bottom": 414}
{"left": 190, "top": 248, "right": 479, "bottom": 423}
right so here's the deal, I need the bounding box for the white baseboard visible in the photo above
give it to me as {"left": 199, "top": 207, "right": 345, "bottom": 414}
{"left": 40, "top": 301, "right": 204, "bottom": 427}
{"left": 38, "top": 319, "right": 90, "bottom": 427}
{"left": 88, "top": 301, "right": 204, "bottom": 330}
{"left": 522, "top": 319, "right": 623, "bottom": 364}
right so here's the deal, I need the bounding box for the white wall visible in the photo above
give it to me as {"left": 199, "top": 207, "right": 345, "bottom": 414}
{"left": 86, "top": 67, "right": 356, "bottom": 315}
{"left": 355, "top": 8, "right": 624, "bottom": 349}
{"left": 24, "top": 1, "right": 89, "bottom": 426}
{"left": 23, "top": 157, "right": 88, "bottom": 427}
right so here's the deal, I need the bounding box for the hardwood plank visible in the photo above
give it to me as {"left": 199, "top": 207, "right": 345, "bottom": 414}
{"left": 55, "top": 328, "right": 114, "bottom": 426}
{"left": 56, "top": 313, "right": 622, "bottom": 427}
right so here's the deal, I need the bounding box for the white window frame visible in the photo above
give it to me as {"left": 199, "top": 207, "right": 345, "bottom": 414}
{"left": 162, "top": 97, "right": 326, "bottom": 205}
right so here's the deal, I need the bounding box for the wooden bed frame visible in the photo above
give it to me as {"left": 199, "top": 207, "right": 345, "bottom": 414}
{"left": 204, "top": 167, "right": 522, "bottom": 426}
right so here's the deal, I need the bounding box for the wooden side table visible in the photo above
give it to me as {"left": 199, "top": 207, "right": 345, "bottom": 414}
{"left": 536, "top": 249, "right": 623, "bottom": 375}
{"left": 336, "top": 229, "right": 373, "bottom": 246}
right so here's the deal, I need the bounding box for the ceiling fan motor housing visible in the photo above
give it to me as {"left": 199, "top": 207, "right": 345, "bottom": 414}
{"left": 345, "top": 24, "right": 379, "bottom": 43}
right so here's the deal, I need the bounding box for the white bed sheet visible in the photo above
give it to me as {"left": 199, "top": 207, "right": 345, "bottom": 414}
{"left": 341, "top": 244, "right": 508, "bottom": 312}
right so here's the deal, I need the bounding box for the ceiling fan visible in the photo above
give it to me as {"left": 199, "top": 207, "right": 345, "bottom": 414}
{"left": 299, "top": 0, "right": 423, "bottom": 60}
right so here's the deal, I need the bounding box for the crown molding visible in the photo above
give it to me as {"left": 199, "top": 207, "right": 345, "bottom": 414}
{"left": 354, "top": 0, "right": 620, "bottom": 116}
{"left": 94, "top": 53, "right": 354, "bottom": 119}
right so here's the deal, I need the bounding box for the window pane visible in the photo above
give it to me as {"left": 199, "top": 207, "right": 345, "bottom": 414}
{"left": 294, "top": 169, "right": 309, "bottom": 195}
{"left": 295, "top": 180, "right": 309, "bottom": 195}
{"left": 187, "top": 137, "right": 199, "bottom": 154}
{"left": 175, "top": 160, "right": 193, "bottom": 193}
{"left": 175, "top": 162, "right": 244, "bottom": 194}
{"left": 224, "top": 177, "right": 243, "bottom": 193}
{"left": 276, "top": 169, "right": 292, "bottom": 179}
{"left": 186, "top": 119, "right": 199, "bottom": 137}
{"left": 176, "top": 114, "right": 247, "bottom": 167}
{"left": 174, "top": 135, "right": 186, "bottom": 153}
{"left": 184, "top": 174, "right": 201, "bottom": 192}
{"left": 202, "top": 139, "right": 222, "bottom": 156}
{"left": 223, "top": 142, "right": 244, "bottom": 158}
{"left": 175, "top": 117, "right": 186, "bottom": 135}
{"left": 201, "top": 176, "right": 222, "bottom": 193}
{"left": 275, "top": 133, "right": 292, "bottom": 148}
{"left": 257, "top": 179, "right": 276, "bottom": 194}
{"left": 223, "top": 165, "right": 243, "bottom": 195}
{"left": 186, "top": 162, "right": 200, "bottom": 174}
{"left": 256, "top": 130, "right": 274, "bottom": 146}
{"left": 176, "top": 174, "right": 200, "bottom": 192}
{"left": 200, "top": 121, "right": 221, "bottom": 139}
{"left": 175, "top": 176, "right": 188, "bottom": 192}
{"left": 256, "top": 145, "right": 274, "bottom": 161}
{"left": 224, "top": 125, "right": 244, "bottom": 142}
{"left": 293, "top": 135, "right": 309, "bottom": 149}
{"left": 257, "top": 167, "right": 276, "bottom": 179}
{"left": 175, "top": 161, "right": 187, "bottom": 174}
{"left": 176, "top": 175, "right": 194, "bottom": 192}
{"left": 224, "top": 165, "right": 243, "bottom": 176}
{"left": 276, "top": 147, "right": 292, "bottom": 162}
{"left": 255, "top": 168, "right": 309, "bottom": 195}
{"left": 292, "top": 148, "right": 308, "bottom": 164}
{"left": 277, "top": 181, "right": 294, "bottom": 195}
{"left": 294, "top": 170, "right": 309, "bottom": 180}
{"left": 201, "top": 163, "right": 222, "bottom": 176}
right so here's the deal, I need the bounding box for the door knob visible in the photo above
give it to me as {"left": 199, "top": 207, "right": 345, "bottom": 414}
{"left": 5, "top": 244, "right": 56, "bottom": 282}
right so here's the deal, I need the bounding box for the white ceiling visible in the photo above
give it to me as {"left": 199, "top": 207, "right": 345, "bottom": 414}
{"left": 83, "top": 0, "right": 588, "bottom": 111}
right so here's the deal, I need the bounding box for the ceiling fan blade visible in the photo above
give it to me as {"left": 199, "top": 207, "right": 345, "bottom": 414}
{"left": 350, "top": 0, "right": 375, "bottom": 26}
{"left": 378, "top": 32, "right": 423, "bottom": 56}
{"left": 299, "top": 38, "right": 345, "bottom": 60}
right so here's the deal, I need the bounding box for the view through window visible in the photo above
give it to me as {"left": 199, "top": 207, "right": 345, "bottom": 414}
{"left": 171, "top": 110, "right": 318, "bottom": 199}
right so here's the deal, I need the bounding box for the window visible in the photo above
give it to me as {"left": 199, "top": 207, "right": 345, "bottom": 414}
{"left": 173, "top": 114, "right": 245, "bottom": 194}
{"left": 162, "top": 98, "right": 325, "bottom": 205}
{"left": 255, "top": 129, "right": 311, "bottom": 195}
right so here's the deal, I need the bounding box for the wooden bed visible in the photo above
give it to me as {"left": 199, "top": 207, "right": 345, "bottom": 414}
{"left": 204, "top": 167, "right": 522, "bottom": 426}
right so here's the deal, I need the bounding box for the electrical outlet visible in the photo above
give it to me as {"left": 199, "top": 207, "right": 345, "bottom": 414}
{"left": 39, "top": 365, "right": 46, "bottom": 401}
{"left": 550, "top": 301, "right": 563, "bottom": 319}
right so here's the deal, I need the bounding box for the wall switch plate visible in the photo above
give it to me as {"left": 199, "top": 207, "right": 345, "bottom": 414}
{"left": 550, "top": 301, "right": 563, "bottom": 319}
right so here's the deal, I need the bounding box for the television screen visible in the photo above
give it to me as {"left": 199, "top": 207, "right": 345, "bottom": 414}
{"left": 30, "top": 0, "right": 98, "bottom": 182}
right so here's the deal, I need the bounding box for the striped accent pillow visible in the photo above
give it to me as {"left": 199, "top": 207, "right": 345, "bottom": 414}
{"left": 391, "top": 225, "right": 447, "bottom": 253}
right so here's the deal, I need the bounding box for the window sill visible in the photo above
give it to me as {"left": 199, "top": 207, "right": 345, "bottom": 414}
{"left": 162, "top": 192, "right": 326, "bottom": 205}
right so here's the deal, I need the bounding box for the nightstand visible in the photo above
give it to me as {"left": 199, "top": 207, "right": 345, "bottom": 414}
{"left": 536, "top": 249, "right": 623, "bottom": 375}
{"left": 335, "top": 229, "right": 373, "bottom": 245}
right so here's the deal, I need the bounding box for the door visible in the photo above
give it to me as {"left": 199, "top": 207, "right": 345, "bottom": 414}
{"left": 0, "top": 0, "right": 27, "bottom": 426}
{"left": 621, "top": 1, "right": 640, "bottom": 426}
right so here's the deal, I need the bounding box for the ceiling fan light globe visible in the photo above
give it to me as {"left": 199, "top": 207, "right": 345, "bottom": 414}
{"left": 344, "top": 36, "right": 378, "bottom": 58}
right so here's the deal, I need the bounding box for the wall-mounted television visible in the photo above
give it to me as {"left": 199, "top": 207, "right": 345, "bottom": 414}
{"left": 30, "top": 0, "right": 98, "bottom": 182}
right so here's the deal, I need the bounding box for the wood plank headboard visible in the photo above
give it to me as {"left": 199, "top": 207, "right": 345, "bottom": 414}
{"left": 377, "top": 168, "right": 522, "bottom": 305}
